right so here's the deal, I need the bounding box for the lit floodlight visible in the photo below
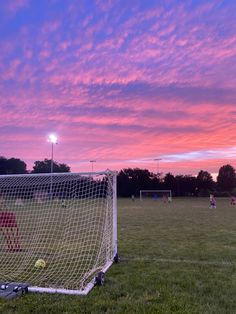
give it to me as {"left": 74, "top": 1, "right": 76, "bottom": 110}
{"left": 48, "top": 134, "right": 58, "bottom": 144}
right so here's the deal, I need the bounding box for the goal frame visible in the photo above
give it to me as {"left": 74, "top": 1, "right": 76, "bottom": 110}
{"left": 139, "top": 189, "right": 172, "bottom": 201}
{"left": 0, "top": 170, "right": 118, "bottom": 296}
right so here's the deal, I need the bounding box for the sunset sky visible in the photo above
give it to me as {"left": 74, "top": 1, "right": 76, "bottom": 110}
{"left": 0, "top": 0, "right": 236, "bottom": 176}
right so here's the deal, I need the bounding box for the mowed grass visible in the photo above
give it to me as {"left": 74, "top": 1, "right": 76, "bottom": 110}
{"left": 1, "top": 197, "right": 236, "bottom": 313}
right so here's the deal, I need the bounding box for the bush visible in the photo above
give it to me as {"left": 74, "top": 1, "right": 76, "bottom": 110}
{"left": 198, "top": 189, "right": 211, "bottom": 197}
{"left": 213, "top": 191, "right": 230, "bottom": 197}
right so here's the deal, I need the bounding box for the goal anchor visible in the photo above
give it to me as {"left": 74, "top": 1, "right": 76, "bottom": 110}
{"left": 0, "top": 282, "right": 28, "bottom": 299}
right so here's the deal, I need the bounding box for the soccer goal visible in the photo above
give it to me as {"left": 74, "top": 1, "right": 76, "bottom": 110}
{"left": 0, "top": 171, "right": 117, "bottom": 295}
{"left": 140, "top": 190, "right": 172, "bottom": 202}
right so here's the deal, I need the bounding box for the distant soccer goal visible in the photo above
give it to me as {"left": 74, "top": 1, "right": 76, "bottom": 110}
{"left": 140, "top": 190, "right": 172, "bottom": 202}
{"left": 0, "top": 171, "right": 117, "bottom": 295}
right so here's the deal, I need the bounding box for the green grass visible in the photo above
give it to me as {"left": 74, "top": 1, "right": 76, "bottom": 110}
{"left": 1, "top": 197, "right": 236, "bottom": 313}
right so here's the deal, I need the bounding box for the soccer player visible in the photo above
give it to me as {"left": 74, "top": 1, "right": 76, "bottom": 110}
{"left": 209, "top": 194, "right": 216, "bottom": 209}
{"left": 230, "top": 196, "right": 236, "bottom": 205}
{"left": 162, "top": 194, "right": 168, "bottom": 203}
{"left": 0, "top": 211, "right": 21, "bottom": 252}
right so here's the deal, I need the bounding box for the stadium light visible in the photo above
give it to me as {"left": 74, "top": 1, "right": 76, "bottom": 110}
{"left": 90, "top": 160, "right": 96, "bottom": 172}
{"left": 48, "top": 134, "right": 58, "bottom": 145}
{"left": 48, "top": 134, "right": 58, "bottom": 173}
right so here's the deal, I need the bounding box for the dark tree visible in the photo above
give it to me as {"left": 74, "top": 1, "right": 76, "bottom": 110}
{"left": 175, "top": 175, "right": 197, "bottom": 196}
{"left": 117, "top": 168, "right": 158, "bottom": 197}
{"left": 163, "top": 173, "right": 176, "bottom": 189}
{"left": 217, "top": 164, "right": 236, "bottom": 192}
{"left": 117, "top": 169, "right": 133, "bottom": 197}
{"left": 56, "top": 163, "right": 71, "bottom": 173}
{"left": 0, "top": 156, "right": 27, "bottom": 174}
{"left": 0, "top": 156, "right": 7, "bottom": 174}
{"left": 196, "top": 170, "right": 215, "bottom": 195}
{"left": 32, "top": 159, "right": 70, "bottom": 173}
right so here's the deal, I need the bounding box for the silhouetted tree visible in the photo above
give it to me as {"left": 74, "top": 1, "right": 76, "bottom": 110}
{"left": 217, "top": 164, "right": 236, "bottom": 192}
{"left": 175, "top": 175, "right": 197, "bottom": 196}
{"left": 0, "top": 156, "right": 27, "bottom": 174}
{"left": 196, "top": 170, "right": 215, "bottom": 195}
{"left": 57, "top": 163, "right": 71, "bottom": 173}
{"left": 0, "top": 156, "right": 7, "bottom": 174}
{"left": 31, "top": 159, "right": 70, "bottom": 173}
{"left": 163, "top": 173, "right": 176, "bottom": 190}
{"left": 117, "top": 168, "right": 158, "bottom": 197}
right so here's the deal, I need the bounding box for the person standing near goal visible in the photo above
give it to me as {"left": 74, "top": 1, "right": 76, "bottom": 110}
{"left": 0, "top": 197, "right": 21, "bottom": 252}
{"left": 230, "top": 196, "right": 236, "bottom": 205}
{"left": 162, "top": 194, "right": 168, "bottom": 203}
{"left": 209, "top": 194, "right": 216, "bottom": 209}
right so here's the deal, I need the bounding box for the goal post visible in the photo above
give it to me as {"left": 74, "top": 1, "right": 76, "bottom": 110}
{"left": 0, "top": 170, "right": 118, "bottom": 295}
{"left": 140, "top": 190, "right": 172, "bottom": 202}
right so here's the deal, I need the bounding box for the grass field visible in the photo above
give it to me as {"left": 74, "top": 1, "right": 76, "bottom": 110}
{"left": 1, "top": 197, "right": 236, "bottom": 313}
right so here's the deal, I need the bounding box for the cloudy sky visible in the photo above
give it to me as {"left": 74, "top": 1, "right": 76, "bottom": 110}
{"left": 0, "top": 0, "right": 236, "bottom": 175}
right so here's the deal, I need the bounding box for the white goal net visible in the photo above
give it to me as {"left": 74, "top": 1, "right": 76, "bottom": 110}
{"left": 0, "top": 171, "right": 117, "bottom": 295}
{"left": 140, "top": 190, "right": 172, "bottom": 202}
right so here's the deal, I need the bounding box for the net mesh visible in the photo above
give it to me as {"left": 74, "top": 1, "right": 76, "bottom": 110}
{"left": 0, "top": 171, "right": 115, "bottom": 292}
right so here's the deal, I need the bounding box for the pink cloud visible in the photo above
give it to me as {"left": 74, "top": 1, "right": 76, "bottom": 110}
{"left": 39, "top": 49, "right": 51, "bottom": 59}
{"left": 4, "top": 0, "right": 29, "bottom": 15}
{"left": 58, "top": 41, "right": 70, "bottom": 51}
{"left": 41, "top": 20, "right": 61, "bottom": 34}
{"left": 95, "top": 0, "right": 115, "bottom": 12}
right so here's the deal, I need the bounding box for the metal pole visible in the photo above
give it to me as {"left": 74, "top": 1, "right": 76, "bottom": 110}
{"left": 112, "top": 173, "right": 118, "bottom": 257}
{"left": 48, "top": 134, "right": 57, "bottom": 198}
{"left": 90, "top": 160, "right": 96, "bottom": 172}
{"left": 50, "top": 143, "right": 53, "bottom": 197}
{"left": 154, "top": 158, "right": 161, "bottom": 175}
{"left": 51, "top": 143, "right": 54, "bottom": 174}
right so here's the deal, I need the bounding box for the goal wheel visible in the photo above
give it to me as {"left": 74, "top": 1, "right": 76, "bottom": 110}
{"left": 113, "top": 253, "right": 119, "bottom": 263}
{"left": 95, "top": 272, "right": 105, "bottom": 286}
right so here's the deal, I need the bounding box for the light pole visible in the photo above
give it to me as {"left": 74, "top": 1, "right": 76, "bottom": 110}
{"left": 90, "top": 160, "right": 96, "bottom": 172}
{"left": 154, "top": 158, "right": 162, "bottom": 178}
{"left": 48, "top": 134, "right": 58, "bottom": 172}
{"left": 48, "top": 134, "right": 58, "bottom": 197}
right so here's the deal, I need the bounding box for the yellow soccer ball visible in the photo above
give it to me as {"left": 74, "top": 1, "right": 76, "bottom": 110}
{"left": 34, "top": 259, "right": 46, "bottom": 269}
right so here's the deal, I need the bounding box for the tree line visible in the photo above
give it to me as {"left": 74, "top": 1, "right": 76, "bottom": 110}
{"left": 0, "top": 156, "right": 70, "bottom": 174}
{"left": 0, "top": 156, "right": 235, "bottom": 197}
{"left": 117, "top": 165, "right": 236, "bottom": 197}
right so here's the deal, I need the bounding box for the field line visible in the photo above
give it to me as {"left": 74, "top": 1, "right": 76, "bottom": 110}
{"left": 123, "top": 257, "right": 236, "bottom": 267}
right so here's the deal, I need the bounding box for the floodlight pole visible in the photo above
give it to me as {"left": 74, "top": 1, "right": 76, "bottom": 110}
{"left": 90, "top": 160, "right": 96, "bottom": 172}
{"left": 154, "top": 158, "right": 162, "bottom": 178}
{"left": 50, "top": 142, "right": 54, "bottom": 198}
{"left": 51, "top": 142, "right": 54, "bottom": 174}
{"left": 48, "top": 134, "right": 58, "bottom": 198}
